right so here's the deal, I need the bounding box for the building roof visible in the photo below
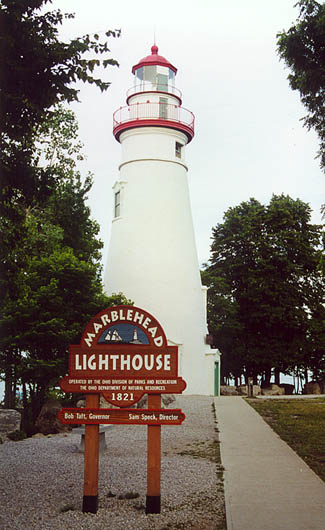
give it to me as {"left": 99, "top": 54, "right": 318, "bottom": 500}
{"left": 132, "top": 45, "right": 177, "bottom": 74}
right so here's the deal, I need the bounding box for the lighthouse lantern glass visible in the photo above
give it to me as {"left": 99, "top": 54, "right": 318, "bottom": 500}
{"left": 144, "top": 65, "right": 156, "bottom": 83}
{"left": 135, "top": 67, "right": 144, "bottom": 81}
{"left": 134, "top": 65, "right": 175, "bottom": 94}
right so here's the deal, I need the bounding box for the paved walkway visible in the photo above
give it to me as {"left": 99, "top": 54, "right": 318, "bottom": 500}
{"left": 214, "top": 397, "right": 325, "bottom": 530}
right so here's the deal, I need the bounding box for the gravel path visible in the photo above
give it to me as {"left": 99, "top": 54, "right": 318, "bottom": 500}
{"left": 0, "top": 395, "right": 226, "bottom": 530}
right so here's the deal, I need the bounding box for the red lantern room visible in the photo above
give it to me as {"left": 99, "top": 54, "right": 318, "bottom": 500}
{"left": 129, "top": 44, "right": 180, "bottom": 102}
{"left": 113, "top": 45, "right": 195, "bottom": 143}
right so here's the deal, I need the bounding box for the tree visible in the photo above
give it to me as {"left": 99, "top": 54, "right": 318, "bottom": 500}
{"left": 0, "top": 0, "right": 120, "bottom": 284}
{"left": 0, "top": 0, "right": 121, "bottom": 418}
{"left": 202, "top": 195, "right": 325, "bottom": 384}
{"left": 0, "top": 167, "right": 131, "bottom": 431}
{"left": 0, "top": 106, "right": 131, "bottom": 431}
{"left": 0, "top": 0, "right": 120, "bottom": 334}
{"left": 201, "top": 269, "right": 244, "bottom": 385}
{"left": 277, "top": 0, "right": 325, "bottom": 170}
{"left": 0, "top": 0, "right": 120, "bottom": 143}
{"left": 0, "top": 214, "right": 129, "bottom": 430}
{"left": 32, "top": 105, "right": 104, "bottom": 263}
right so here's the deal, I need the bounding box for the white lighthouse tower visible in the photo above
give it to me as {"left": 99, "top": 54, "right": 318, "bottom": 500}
{"left": 104, "top": 45, "right": 220, "bottom": 395}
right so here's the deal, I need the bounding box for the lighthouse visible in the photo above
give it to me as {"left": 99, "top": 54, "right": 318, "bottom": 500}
{"left": 104, "top": 45, "right": 220, "bottom": 395}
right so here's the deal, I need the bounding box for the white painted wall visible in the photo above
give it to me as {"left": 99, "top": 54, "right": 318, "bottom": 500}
{"left": 105, "top": 79, "right": 219, "bottom": 395}
{"left": 128, "top": 91, "right": 180, "bottom": 106}
{"left": 119, "top": 127, "right": 187, "bottom": 167}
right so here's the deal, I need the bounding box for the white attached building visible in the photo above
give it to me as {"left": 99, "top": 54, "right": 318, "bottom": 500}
{"left": 104, "top": 45, "right": 221, "bottom": 395}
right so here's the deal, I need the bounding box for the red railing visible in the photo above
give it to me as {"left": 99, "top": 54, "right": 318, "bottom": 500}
{"left": 113, "top": 102, "right": 195, "bottom": 135}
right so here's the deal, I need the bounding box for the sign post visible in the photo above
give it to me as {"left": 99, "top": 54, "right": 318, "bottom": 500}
{"left": 82, "top": 394, "right": 100, "bottom": 514}
{"left": 58, "top": 305, "right": 186, "bottom": 515}
{"left": 146, "top": 393, "right": 161, "bottom": 514}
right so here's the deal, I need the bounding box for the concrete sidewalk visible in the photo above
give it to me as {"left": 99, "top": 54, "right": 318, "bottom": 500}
{"left": 214, "top": 397, "right": 325, "bottom": 530}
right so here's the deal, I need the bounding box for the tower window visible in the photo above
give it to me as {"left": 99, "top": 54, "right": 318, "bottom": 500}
{"left": 175, "top": 142, "right": 183, "bottom": 158}
{"left": 114, "top": 190, "right": 121, "bottom": 217}
{"left": 159, "top": 97, "right": 168, "bottom": 119}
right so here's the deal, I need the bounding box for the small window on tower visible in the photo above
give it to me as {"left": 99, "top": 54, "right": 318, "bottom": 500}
{"left": 175, "top": 142, "right": 183, "bottom": 158}
{"left": 114, "top": 190, "right": 121, "bottom": 218}
{"left": 159, "top": 97, "right": 168, "bottom": 119}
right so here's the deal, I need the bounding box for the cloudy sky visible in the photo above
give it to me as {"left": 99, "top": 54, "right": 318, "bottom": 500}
{"left": 52, "top": 0, "right": 324, "bottom": 269}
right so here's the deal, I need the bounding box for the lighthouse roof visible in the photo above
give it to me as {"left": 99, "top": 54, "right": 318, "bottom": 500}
{"left": 132, "top": 45, "right": 177, "bottom": 74}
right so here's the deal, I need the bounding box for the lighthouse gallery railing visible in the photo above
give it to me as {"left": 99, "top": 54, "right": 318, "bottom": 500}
{"left": 113, "top": 102, "right": 195, "bottom": 133}
{"left": 126, "top": 83, "right": 183, "bottom": 100}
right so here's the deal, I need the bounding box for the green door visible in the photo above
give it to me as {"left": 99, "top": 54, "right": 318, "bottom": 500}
{"left": 214, "top": 361, "right": 219, "bottom": 396}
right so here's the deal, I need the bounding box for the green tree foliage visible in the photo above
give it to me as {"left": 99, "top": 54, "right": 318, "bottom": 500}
{"left": 33, "top": 105, "right": 103, "bottom": 263}
{"left": 277, "top": 0, "right": 325, "bottom": 170}
{"left": 202, "top": 195, "right": 325, "bottom": 383}
{"left": 0, "top": 0, "right": 120, "bottom": 310}
{"left": 0, "top": 106, "right": 131, "bottom": 431}
{"left": 1, "top": 211, "right": 128, "bottom": 430}
{"left": 0, "top": 0, "right": 120, "bottom": 226}
{"left": 0, "top": 0, "right": 121, "bottom": 421}
{"left": 0, "top": 0, "right": 119, "bottom": 143}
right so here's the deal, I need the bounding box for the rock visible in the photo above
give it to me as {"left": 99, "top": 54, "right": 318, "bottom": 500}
{"left": 237, "top": 385, "right": 261, "bottom": 397}
{"left": 220, "top": 386, "right": 239, "bottom": 396}
{"left": 279, "top": 383, "right": 295, "bottom": 395}
{"left": 261, "top": 384, "right": 285, "bottom": 396}
{"left": 76, "top": 396, "right": 118, "bottom": 408}
{"left": 79, "top": 430, "right": 109, "bottom": 453}
{"left": 100, "top": 395, "right": 116, "bottom": 408}
{"left": 35, "top": 400, "right": 71, "bottom": 435}
{"left": 136, "top": 394, "right": 175, "bottom": 408}
{"left": 0, "top": 409, "right": 21, "bottom": 435}
{"left": 303, "top": 382, "right": 321, "bottom": 395}
{"left": 161, "top": 394, "right": 176, "bottom": 407}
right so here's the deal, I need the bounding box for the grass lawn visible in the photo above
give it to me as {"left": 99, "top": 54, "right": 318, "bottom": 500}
{"left": 246, "top": 398, "right": 325, "bottom": 482}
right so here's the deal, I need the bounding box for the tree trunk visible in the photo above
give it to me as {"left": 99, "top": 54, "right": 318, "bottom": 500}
{"left": 21, "top": 380, "right": 30, "bottom": 434}
{"left": 4, "top": 364, "right": 15, "bottom": 408}
{"left": 304, "top": 368, "right": 309, "bottom": 384}
{"left": 263, "top": 367, "right": 271, "bottom": 386}
{"left": 274, "top": 368, "right": 280, "bottom": 386}
{"left": 28, "top": 383, "right": 47, "bottom": 433}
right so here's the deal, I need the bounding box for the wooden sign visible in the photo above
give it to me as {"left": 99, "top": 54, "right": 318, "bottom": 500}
{"left": 60, "top": 375, "right": 186, "bottom": 407}
{"left": 68, "top": 345, "right": 178, "bottom": 378}
{"left": 58, "top": 407, "right": 185, "bottom": 425}
{"left": 58, "top": 305, "right": 186, "bottom": 515}
{"left": 60, "top": 305, "right": 186, "bottom": 407}
{"left": 80, "top": 306, "right": 168, "bottom": 348}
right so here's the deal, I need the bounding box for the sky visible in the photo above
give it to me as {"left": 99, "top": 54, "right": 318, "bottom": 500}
{"left": 52, "top": 0, "right": 323, "bottom": 270}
